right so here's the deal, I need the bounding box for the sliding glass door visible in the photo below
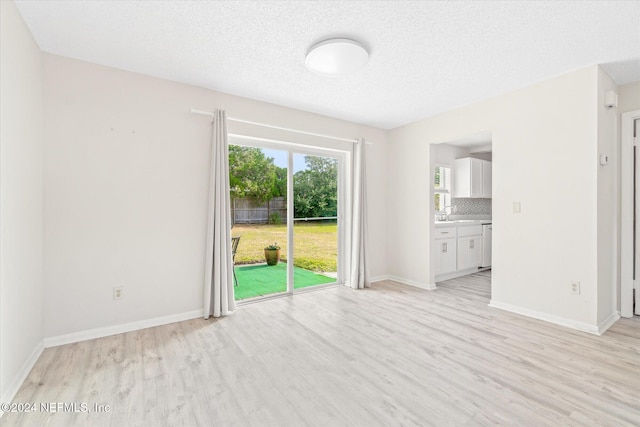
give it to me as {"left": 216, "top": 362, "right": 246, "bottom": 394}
{"left": 292, "top": 153, "right": 338, "bottom": 290}
{"left": 229, "top": 138, "right": 344, "bottom": 301}
{"left": 229, "top": 145, "right": 288, "bottom": 300}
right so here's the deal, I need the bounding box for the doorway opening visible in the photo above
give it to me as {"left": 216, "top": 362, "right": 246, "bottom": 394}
{"left": 621, "top": 112, "right": 639, "bottom": 317}
{"left": 229, "top": 136, "right": 346, "bottom": 301}
{"left": 429, "top": 132, "right": 493, "bottom": 299}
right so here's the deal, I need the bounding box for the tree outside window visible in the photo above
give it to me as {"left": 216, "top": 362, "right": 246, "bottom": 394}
{"left": 434, "top": 165, "right": 451, "bottom": 213}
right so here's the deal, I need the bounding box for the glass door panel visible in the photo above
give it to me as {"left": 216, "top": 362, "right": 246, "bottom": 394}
{"left": 230, "top": 145, "right": 288, "bottom": 300}
{"left": 292, "top": 153, "right": 339, "bottom": 290}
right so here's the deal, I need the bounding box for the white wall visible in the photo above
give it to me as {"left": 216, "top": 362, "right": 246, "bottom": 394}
{"left": 596, "top": 68, "right": 618, "bottom": 324}
{"left": 434, "top": 144, "right": 493, "bottom": 166}
{"left": 389, "top": 66, "right": 610, "bottom": 331}
{"left": 618, "top": 81, "right": 640, "bottom": 113}
{"left": 0, "top": 1, "right": 45, "bottom": 401}
{"left": 43, "top": 54, "right": 389, "bottom": 338}
{"left": 470, "top": 152, "right": 493, "bottom": 162}
{"left": 434, "top": 144, "right": 470, "bottom": 167}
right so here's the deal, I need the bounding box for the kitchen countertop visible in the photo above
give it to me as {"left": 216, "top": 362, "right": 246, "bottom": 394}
{"left": 435, "top": 219, "right": 492, "bottom": 227}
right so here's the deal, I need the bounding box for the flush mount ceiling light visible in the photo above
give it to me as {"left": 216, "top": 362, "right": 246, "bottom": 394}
{"left": 305, "top": 38, "right": 369, "bottom": 77}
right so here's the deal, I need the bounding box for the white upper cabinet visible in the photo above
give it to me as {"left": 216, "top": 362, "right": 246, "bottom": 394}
{"left": 482, "top": 159, "right": 492, "bottom": 197}
{"left": 453, "top": 157, "right": 492, "bottom": 198}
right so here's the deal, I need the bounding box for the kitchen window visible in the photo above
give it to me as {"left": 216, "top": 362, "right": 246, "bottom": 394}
{"left": 434, "top": 165, "right": 451, "bottom": 213}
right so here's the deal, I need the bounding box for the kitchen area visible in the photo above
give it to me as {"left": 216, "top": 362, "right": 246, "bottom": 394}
{"left": 433, "top": 135, "right": 492, "bottom": 282}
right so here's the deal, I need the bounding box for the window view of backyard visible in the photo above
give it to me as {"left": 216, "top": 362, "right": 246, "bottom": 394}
{"left": 229, "top": 144, "right": 338, "bottom": 300}
{"left": 434, "top": 165, "right": 451, "bottom": 216}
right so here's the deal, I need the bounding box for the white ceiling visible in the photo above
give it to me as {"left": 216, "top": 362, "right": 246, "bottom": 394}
{"left": 14, "top": 0, "right": 640, "bottom": 130}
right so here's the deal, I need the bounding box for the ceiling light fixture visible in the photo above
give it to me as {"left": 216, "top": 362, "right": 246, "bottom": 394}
{"left": 305, "top": 38, "right": 369, "bottom": 77}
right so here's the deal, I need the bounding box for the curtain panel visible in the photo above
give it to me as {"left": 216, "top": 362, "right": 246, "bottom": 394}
{"left": 203, "top": 110, "right": 235, "bottom": 318}
{"left": 349, "top": 139, "right": 370, "bottom": 289}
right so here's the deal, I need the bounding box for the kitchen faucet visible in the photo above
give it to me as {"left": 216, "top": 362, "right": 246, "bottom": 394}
{"left": 437, "top": 206, "right": 453, "bottom": 221}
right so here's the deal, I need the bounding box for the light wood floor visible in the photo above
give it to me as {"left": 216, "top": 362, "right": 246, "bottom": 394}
{"left": 3, "top": 271, "right": 639, "bottom": 426}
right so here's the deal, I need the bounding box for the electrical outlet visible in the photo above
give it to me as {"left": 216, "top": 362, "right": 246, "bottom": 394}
{"left": 569, "top": 281, "right": 581, "bottom": 295}
{"left": 113, "top": 287, "right": 123, "bottom": 300}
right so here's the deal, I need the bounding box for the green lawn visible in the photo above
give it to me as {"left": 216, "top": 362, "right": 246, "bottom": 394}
{"left": 234, "top": 263, "right": 336, "bottom": 300}
{"left": 232, "top": 222, "right": 337, "bottom": 272}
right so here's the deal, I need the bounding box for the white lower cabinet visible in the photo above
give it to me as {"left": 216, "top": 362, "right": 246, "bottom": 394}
{"left": 435, "top": 237, "right": 457, "bottom": 275}
{"left": 457, "top": 235, "right": 483, "bottom": 270}
{"left": 436, "top": 224, "right": 484, "bottom": 280}
{"left": 434, "top": 227, "right": 457, "bottom": 276}
{"left": 456, "top": 225, "right": 483, "bottom": 271}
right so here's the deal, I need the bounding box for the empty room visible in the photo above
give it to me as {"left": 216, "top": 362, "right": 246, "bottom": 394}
{"left": 1, "top": 1, "right": 639, "bottom": 426}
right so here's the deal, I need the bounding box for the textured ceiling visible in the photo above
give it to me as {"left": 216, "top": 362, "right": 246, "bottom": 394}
{"left": 14, "top": 0, "right": 640, "bottom": 129}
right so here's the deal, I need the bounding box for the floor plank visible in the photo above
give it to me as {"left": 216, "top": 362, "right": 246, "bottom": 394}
{"left": 2, "top": 272, "right": 639, "bottom": 426}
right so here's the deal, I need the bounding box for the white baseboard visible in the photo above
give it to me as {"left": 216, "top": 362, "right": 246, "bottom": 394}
{"left": 488, "top": 300, "right": 607, "bottom": 335}
{"left": 597, "top": 311, "right": 620, "bottom": 335}
{"left": 369, "top": 275, "right": 390, "bottom": 283}
{"left": 1, "top": 340, "right": 44, "bottom": 410}
{"left": 386, "top": 275, "right": 437, "bottom": 291}
{"left": 43, "top": 309, "right": 204, "bottom": 348}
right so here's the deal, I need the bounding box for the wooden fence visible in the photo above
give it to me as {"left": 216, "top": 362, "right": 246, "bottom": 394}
{"left": 232, "top": 197, "right": 287, "bottom": 224}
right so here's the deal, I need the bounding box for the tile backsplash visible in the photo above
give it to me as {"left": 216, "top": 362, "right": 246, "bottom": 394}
{"left": 452, "top": 198, "right": 491, "bottom": 215}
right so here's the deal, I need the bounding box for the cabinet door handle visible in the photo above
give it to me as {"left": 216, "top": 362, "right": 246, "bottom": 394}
{"left": 470, "top": 240, "right": 474, "bottom": 249}
{"left": 442, "top": 242, "right": 447, "bottom": 253}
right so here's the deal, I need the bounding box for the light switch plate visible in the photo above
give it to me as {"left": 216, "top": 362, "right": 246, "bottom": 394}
{"left": 513, "top": 202, "right": 521, "bottom": 214}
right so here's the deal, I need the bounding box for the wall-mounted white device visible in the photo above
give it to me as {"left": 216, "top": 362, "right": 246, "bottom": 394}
{"left": 599, "top": 154, "right": 609, "bottom": 166}
{"left": 604, "top": 91, "right": 618, "bottom": 109}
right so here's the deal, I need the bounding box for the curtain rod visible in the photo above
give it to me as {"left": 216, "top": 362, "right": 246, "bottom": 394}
{"left": 190, "top": 108, "right": 367, "bottom": 144}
